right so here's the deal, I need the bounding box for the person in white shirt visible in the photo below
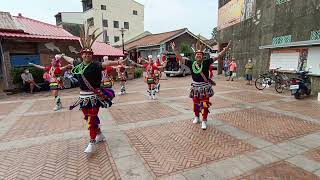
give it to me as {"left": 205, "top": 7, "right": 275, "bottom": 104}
{"left": 21, "top": 69, "right": 40, "bottom": 93}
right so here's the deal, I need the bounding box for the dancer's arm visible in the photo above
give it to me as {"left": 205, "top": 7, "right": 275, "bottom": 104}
{"left": 59, "top": 54, "right": 75, "bottom": 64}
{"left": 170, "top": 42, "right": 184, "bottom": 63}
{"left": 60, "top": 64, "right": 73, "bottom": 71}
{"left": 211, "top": 40, "right": 232, "bottom": 61}
{"left": 102, "top": 57, "right": 128, "bottom": 68}
{"left": 28, "top": 62, "right": 45, "bottom": 70}
{"left": 129, "top": 60, "right": 144, "bottom": 68}
{"left": 157, "top": 61, "right": 167, "bottom": 69}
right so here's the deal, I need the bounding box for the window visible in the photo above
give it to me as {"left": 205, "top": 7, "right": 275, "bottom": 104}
{"left": 103, "top": 30, "right": 109, "bottom": 43}
{"left": 124, "top": 22, "right": 129, "bottom": 29}
{"left": 133, "top": 10, "right": 138, "bottom": 15}
{"left": 113, "top": 21, "right": 119, "bottom": 28}
{"left": 101, "top": 5, "right": 106, "bottom": 10}
{"left": 114, "top": 36, "right": 120, "bottom": 43}
{"left": 103, "top": 20, "right": 108, "bottom": 27}
{"left": 55, "top": 14, "right": 62, "bottom": 25}
{"left": 87, "top": 17, "right": 94, "bottom": 26}
{"left": 82, "top": 0, "right": 93, "bottom": 11}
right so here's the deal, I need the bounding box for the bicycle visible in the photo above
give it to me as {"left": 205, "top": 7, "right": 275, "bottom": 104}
{"left": 274, "top": 72, "right": 291, "bottom": 93}
{"left": 255, "top": 68, "right": 281, "bottom": 90}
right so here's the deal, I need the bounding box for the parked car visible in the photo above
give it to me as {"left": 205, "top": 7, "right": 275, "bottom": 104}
{"left": 212, "top": 60, "right": 218, "bottom": 70}
{"left": 164, "top": 53, "right": 191, "bottom": 77}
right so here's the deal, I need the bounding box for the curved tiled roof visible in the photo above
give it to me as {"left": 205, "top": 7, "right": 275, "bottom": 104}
{"left": 0, "top": 14, "right": 78, "bottom": 41}
{"left": 124, "top": 28, "right": 187, "bottom": 50}
{"left": 92, "top": 41, "right": 124, "bottom": 56}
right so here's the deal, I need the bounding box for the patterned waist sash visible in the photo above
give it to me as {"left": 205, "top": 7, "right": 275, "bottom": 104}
{"left": 69, "top": 90, "right": 113, "bottom": 110}
{"left": 190, "top": 82, "right": 214, "bottom": 98}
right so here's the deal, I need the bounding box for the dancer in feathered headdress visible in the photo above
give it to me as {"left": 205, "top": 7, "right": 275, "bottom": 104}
{"left": 56, "top": 25, "right": 128, "bottom": 154}
{"left": 171, "top": 35, "right": 231, "bottom": 130}
{"left": 29, "top": 55, "right": 71, "bottom": 111}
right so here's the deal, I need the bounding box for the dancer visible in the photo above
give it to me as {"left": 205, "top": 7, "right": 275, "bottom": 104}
{"left": 29, "top": 55, "right": 70, "bottom": 111}
{"left": 101, "top": 56, "right": 115, "bottom": 89}
{"left": 171, "top": 38, "right": 231, "bottom": 130}
{"left": 154, "top": 55, "right": 165, "bottom": 92}
{"left": 132, "top": 55, "right": 166, "bottom": 100}
{"left": 116, "top": 57, "right": 127, "bottom": 95}
{"left": 57, "top": 27, "right": 128, "bottom": 154}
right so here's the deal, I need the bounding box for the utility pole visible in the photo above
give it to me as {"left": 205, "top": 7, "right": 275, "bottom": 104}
{"left": 120, "top": 28, "right": 126, "bottom": 55}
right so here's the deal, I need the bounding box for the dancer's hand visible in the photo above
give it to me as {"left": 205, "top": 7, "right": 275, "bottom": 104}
{"left": 170, "top": 42, "right": 176, "bottom": 50}
{"left": 55, "top": 54, "right": 64, "bottom": 59}
{"left": 225, "top": 40, "right": 232, "bottom": 50}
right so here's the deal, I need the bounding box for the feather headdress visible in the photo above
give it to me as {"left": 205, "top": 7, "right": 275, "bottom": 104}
{"left": 79, "top": 25, "right": 103, "bottom": 54}
{"left": 193, "top": 35, "right": 206, "bottom": 54}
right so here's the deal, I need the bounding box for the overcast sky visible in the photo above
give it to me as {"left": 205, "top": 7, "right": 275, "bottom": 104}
{"left": 0, "top": 0, "right": 218, "bottom": 39}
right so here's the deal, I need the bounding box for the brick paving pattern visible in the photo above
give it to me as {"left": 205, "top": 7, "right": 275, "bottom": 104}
{"left": 113, "top": 92, "right": 147, "bottom": 103}
{"left": 305, "top": 147, "right": 320, "bottom": 163}
{"left": 212, "top": 97, "right": 239, "bottom": 109}
{"left": 272, "top": 101, "right": 320, "bottom": 119}
{"left": 212, "top": 85, "right": 236, "bottom": 93}
{"left": 126, "top": 121, "right": 255, "bottom": 177}
{"left": 1, "top": 112, "right": 84, "bottom": 142}
{"left": 214, "top": 109, "right": 320, "bottom": 144}
{"left": 232, "top": 161, "right": 319, "bottom": 180}
{"left": 175, "top": 97, "right": 238, "bottom": 111}
{"left": 158, "top": 88, "right": 189, "bottom": 98}
{"left": 1, "top": 75, "right": 320, "bottom": 179}
{"left": 109, "top": 102, "right": 181, "bottom": 124}
{"left": 0, "top": 102, "right": 20, "bottom": 116}
{"left": 0, "top": 138, "right": 120, "bottom": 180}
{"left": 223, "top": 91, "right": 280, "bottom": 103}
{"left": 28, "top": 98, "right": 76, "bottom": 112}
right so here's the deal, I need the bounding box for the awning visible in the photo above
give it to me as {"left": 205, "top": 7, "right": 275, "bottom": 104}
{"left": 259, "top": 40, "right": 320, "bottom": 49}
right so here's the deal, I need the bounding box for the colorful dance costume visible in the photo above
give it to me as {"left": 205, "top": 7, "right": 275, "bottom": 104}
{"left": 172, "top": 38, "right": 220, "bottom": 130}
{"left": 45, "top": 63, "right": 63, "bottom": 110}
{"left": 117, "top": 65, "right": 127, "bottom": 95}
{"left": 144, "top": 63, "right": 159, "bottom": 99}
{"left": 187, "top": 60, "right": 214, "bottom": 125}
{"left": 67, "top": 27, "right": 115, "bottom": 154}
{"left": 154, "top": 57, "right": 162, "bottom": 92}
{"left": 101, "top": 66, "right": 114, "bottom": 89}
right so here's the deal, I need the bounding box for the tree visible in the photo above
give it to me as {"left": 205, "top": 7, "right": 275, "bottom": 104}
{"left": 179, "top": 42, "right": 192, "bottom": 54}
{"left": 211, "top": 27, "right": 218, "bottom": 40}
{"left": 179, "top": 42, "right": 194, "bottom": 60}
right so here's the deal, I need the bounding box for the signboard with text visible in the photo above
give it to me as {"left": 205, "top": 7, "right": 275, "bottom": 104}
{"left": 218, "top": 0, "right": 256, "bottom": 30}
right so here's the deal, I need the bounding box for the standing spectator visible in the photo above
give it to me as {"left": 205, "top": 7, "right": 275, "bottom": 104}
{"left": 223, "top": 59, "right": 229, "bottom": 76}
{"left": 227, "top": 58, "right": 237, "bottom": 81}
{"left": 245, "top": 58, "right": 254, "bottom": 85}
{"left": 21, "top": 69, "right": 41, "bottom": 93}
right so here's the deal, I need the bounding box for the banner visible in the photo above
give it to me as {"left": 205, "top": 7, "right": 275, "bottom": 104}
{"left": 218, "top": 0, "right": 256, "bottom": 30}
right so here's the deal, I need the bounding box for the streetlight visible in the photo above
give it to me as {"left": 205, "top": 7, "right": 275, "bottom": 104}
{"left": 120, "top": 28, "right": 126, "bottom": 55}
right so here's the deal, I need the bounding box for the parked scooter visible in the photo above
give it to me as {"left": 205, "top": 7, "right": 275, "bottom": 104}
{"left": 290, "top": 67, "right": 312, "bottom": 99}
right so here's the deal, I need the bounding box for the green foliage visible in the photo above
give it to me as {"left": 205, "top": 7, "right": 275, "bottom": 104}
{"left": 178, "top": 42, "right": 195, "bottom": 60}
{"left": 179, "top": 42, "right": 193, "bottom": 54}
{"left": 211, "top": 27, "right": 218, "bottom": 40}
{"left": 134, "top": 68, "right": 143, "bottom": 78}
{"left": 11, "top": 67, "right": 45, "bottom": 84}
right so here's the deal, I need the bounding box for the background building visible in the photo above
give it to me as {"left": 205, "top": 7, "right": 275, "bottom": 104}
{"left": 124, "top": 28, "right": 212, "bottom": 61}
{"left": 0, "top": 12, "right": 124, "bottom": 92}
{"left": 56, "top": 0, "right": 144, "bottom": 46}
{"left": 218, "top": 0, "right": 320, "bottom": 94}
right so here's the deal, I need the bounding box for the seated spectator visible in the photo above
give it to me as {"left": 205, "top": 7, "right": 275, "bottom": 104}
{"left": 64, "top": 67, "right": 78, "bottom": 87}
{"left": 21, "top": 69, "right": 40, "bottom": 93}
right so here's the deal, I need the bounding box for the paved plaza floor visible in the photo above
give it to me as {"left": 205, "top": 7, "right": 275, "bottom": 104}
{"left": 1, "top": 75, "right": 320, "bottom": 179}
